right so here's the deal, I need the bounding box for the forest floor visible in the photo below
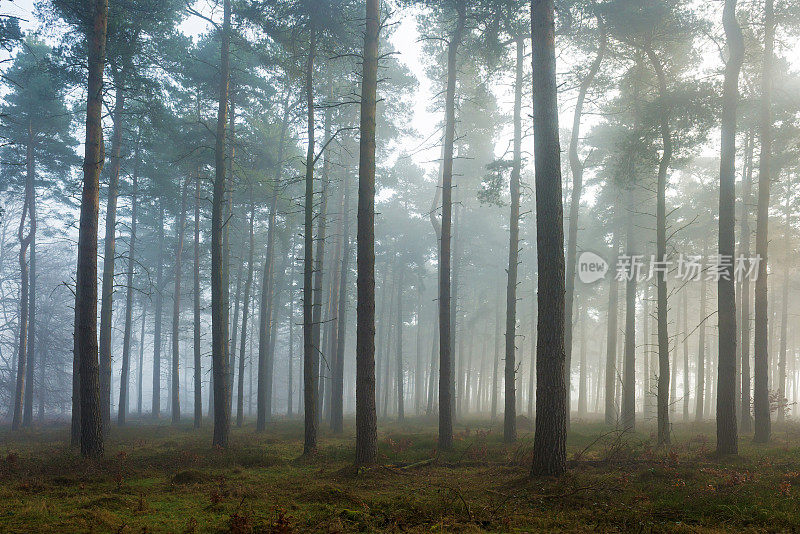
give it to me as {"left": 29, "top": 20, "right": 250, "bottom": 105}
{"left": 2, "top": 416, "right": 800, "bottom": 533}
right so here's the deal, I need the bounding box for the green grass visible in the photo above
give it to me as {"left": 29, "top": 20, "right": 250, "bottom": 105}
{"left": 2, "top": 416, "right": 800, "bottom": 532}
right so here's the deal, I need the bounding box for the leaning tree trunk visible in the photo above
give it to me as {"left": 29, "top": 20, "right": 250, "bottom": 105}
{"left": 118, "top": 137, "right": 140, "bottom": 426}
{"left": 72, "top": 0, "right": 107, "bottom": 458}
{"left": 438, "top": 1, "right": 465, "bottom": 451}
{"left": 99, "top": 79, "right": 126, "bottom": 433}
{"left": 12, "top": 121, "right": 35, "bottom": 431}
{"left": 171, "top": 178, "right": 189, "bottom": 424}
{"left": 237, "top": 200, "right": 255, "bottom": 427}
{"left": 716, "top": 0, "right": 744, "bottom": 455}
{"left": 740, "top": 129, "right": 754, "bottom": 433}
{"left": 753, "top": 0, "right": 774, "bottom": 444}
{"left": 193, "top": 170, "right": 202, "bottom": 428}
{"left": 564, "top": 22, "right": 606, "bottom": 427}
{"left": 530, "top": 0, "right": 567, "bottom": 477}
{"left": 302, "top": 23, "right": 318, "bottom": 455}
{"left": 644, "top": 46, "right": 673, "bottom": 446}
{"left": 210, "top": 0, "right": 232, "bottom": 448}
{"left": 355, "top": 0, "right": 379, "bottom": 466}
{"left": 503, "top": 34, "right": 523, "bottom": 444}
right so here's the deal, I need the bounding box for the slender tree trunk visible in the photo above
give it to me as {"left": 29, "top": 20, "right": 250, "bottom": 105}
{"left": 578, "top": 305, "right": 588, "bottom": 416}
{"left": 152, "top": 201, "right": 165, "bottom": 417}
{"left": 683, "top": 289, "right": 690, "bottom": 421}
{"left": 565, "top": 22, "right": 606, "bottom": 427}
{"left": 740, "top": 129, "right": 754, "bottom": 433}
{"left": 193, "top": 170, "right": 202, "bottom": 428}
{"left": 138, "top": 300, "right": 146, "bottom": 416}
{"left": 72, "top": 0, "right": 107, "bottom": 458}
{"left": 98, "top": 81, "right": 126, "bottom": 433}
{"left": 643, "top": 46, "right": 673, "bottom": 446}
{"left": 605, "top": 223, "right": 620, "bottom": 425}
{"left": 210, "top": 0, "right": 232, "bottom": 447}
{"left": 530, "top": 0, "right": 567, "bottom": 477}
{"left": 355, "top": 0, "right": 379, "bottom": 465}
{"left": 504, "top": 34, "right": 524, "bottom": 443}
{"left": 171, "top": 178, "right": 189, "bottom": 424}
{"left": 22, "top": 202, "right": 35, "bottom": 427}
{"left": 697, "top": 240, "right": 708, "bottom": 421}
{"left": 716, "top": 0, "right": 744, "bottom": 454}
{"left": 753, "top": 0, "right": 774, "bottom": 443}
{"left": 331, "top": 177, "right": 350, "bottom": 433}
{"left": 622, "top": 189, "right": 637, "bottom": 432}
{"left": 396, "top": 267, "right": 405, "bottom": 421}
{"left": 491, "top": 297, "right": 500, "bottom": 421}
{"left": 302, "top": 23, "right": 318, "bottom": 455}
{"left": 237, "top": 200, "right": 255, "bottom": 427}
{"left": 437, "top": 1, "right": 465, "bottom": 450}
{"left": 777, "top": 193, "right": 790, "bottom": 423}
{"left": 118, "top": 138, "right": 140, "bottom": 426}
{"left": 414, "top": 268, "right": 423, "bottom": 416}
{"left": 13, "top": 121, "right": 35, "bottom": 431}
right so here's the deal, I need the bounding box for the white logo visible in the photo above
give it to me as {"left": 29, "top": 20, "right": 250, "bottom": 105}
{"left": 578, "top": 251, "right": 608, "bottom": 284}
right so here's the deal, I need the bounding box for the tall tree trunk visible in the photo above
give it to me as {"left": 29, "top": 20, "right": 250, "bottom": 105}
{"left": 740, "top": 129, "right": 754, "bottom": 432}
{"left": 152, "top": 201, "right": 165, "bottom": 417}
{"left": 237, "top": 200, "right": 255, "bottom": 427}
{"left": 13, "top": 120, "right": 35, "bottom": 430}
{"left": 491, "top": 296, "right": 500, "bottom": 421}
{"left": 396, "top": 267, "right": 405, "bottom": 421}
{"left": 564, "top": 22, "right": 606, "bottom": 427}
{"left": 605, "top": 222, "right": 620, "bottom": 425}
{"left": 171, "top": 178, "right": 189, "bottom": 424}
{"left": 355, "top": 0, "right": 379, "bottom": 465}
{"left": 753, "top": 0, "right": 774, "bottom": 443}
{"left": 302, "top": 23, "right": 318, "bottom": 455}
{"left": 210, "top": 0, "right": 232, "bottom": 447}
{"left": 193, "top": 170, "right": 202, "bottom": 428}
{"left": 118, "top": 137, "right": 140, "bottom": 426}
{"left": 643, "top": 46, "right": 673, "bottom": 446}
{"left": 413, "top": 268, "right": 423, "bottom": 417}
{"left": 72, "top": 0, "right": 107, "bottom": 458}
{"left": 530, "top": 0, "right": 567, "bottom": 477}
{"left": 224, "top": 94, "right": 236, "bottom": 409}
{"left": 622, "top": 189, "right": 637, "bottom": 431}
{"left": 683, "top": 289, "right": 690, "bottom": 421}
{"left": 578, "top": 305, "right": 587, "bottom": 416}
{"left": 717, "top": 0, "right": 744, "bottom": 454}
{"left": 137, "top": 300, "right": 146, "bottom": 416}
{"left": 777, "top": 193, "right": 790, "bottom": 423}
{"left": 504, "top": 34, "right": 524, "bottom": 443}
{"left": 437, "top": 1, "right": 465, "bottom": 451}
{"left": 696, "top": 240, "right": 708, "bottom": 421}
{"left": 99, "top": 80, "right": 126, "bottom": 433}
{"left": 331, "top": 177, "right": 350, "bottom": 433}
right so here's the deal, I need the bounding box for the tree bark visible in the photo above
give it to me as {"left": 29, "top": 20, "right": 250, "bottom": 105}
{"left": 530, "top": 0, "right": 567, "bottom": 477}
{"left": 302, "top": 22, "right": 318, "bottom": 455}
{"left": 697, "top": 240, "right": 708, "bottom": 421}
{"left": 331, "top": 176, "right": 350, "bottom": 433}
{"left": 777, "top": 193, "right": 790, "bottom": 423}
{"left": 716, "top": 0, "right": 743, "bottom": 454}
{"left": 396, "top": 267, "right": 405, "bottom": 421}
{"left": 210, "top": 0, "right": 232, "bottom": 447}
{"left": 622, "top": 189, "right": 637, "bottom": 432}
{"left": 355, "top": 0, "right": 379, "bottom": 466}
{"left": 138, "top": 299, "right": 146, "bottom": 416}
{"left": 72, "top": 0, "right": 107, "bottom": 458}
{"left": 152, "top": 201, "right": 165, "bottom": 417}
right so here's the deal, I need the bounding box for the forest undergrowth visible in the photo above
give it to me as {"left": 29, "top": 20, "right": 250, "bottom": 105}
{"left": 2, "top": 418, "right": 800, "bottom": 533}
